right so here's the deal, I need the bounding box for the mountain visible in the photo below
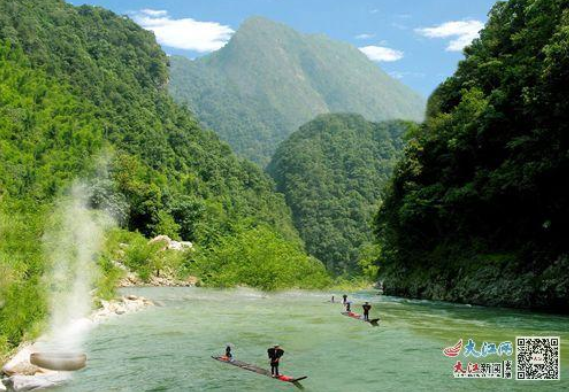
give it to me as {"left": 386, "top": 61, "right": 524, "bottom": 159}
{"left": 169, "top": 16, "right": 426, "bottom": 166}
{"left": 0, "top": 0, "right": 328, "bottom": 356}
{"left": 375, "top": 0, "right": 569, "bottom": 311}
{"left": 268, "top": 113, "right": 414, "bottom": 274}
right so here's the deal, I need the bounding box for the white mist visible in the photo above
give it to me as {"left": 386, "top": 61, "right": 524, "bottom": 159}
{"left": 41, "top": 183, "right": 114, "bottom": 353}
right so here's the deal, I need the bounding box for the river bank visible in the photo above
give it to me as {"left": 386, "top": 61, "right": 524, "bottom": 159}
{"left": 379, "top": 255, "right": 569, "bottom": 312}
{"left": 0, "top": 295, "right": 154, "bottom": 391}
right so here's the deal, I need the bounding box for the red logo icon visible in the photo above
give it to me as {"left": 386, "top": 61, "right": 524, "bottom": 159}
{"left": 443, "top": 339, "right": 463, "bottom": 357}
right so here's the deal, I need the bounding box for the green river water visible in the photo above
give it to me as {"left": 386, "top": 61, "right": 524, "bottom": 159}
{"left": 54, "top": 288, "right": 569, "bottom": 392}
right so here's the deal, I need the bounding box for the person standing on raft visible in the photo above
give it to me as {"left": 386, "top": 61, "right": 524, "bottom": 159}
{"left": 268, "top": 345, "right": 285, "bottom": 377}
{"left": 362, "top": 302, "right": 372, "bottom": 321}
{"left": 224, "top": 344, "right": 233, "bottom": 361}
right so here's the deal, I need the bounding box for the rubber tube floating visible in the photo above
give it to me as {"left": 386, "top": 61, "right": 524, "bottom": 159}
{"left": 30, "top": 352, "right": 87, "bottom": 371}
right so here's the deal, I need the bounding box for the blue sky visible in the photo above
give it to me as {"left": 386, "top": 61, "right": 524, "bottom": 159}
{"left": 69, "top": 0, "right": 497, "bottom": 97}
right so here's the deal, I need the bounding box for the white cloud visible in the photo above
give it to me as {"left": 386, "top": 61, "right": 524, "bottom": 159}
{"left": 389, "top": 71, "right": 405, "bottom": 79}
{"left": 131, "top": 9, "right": 234, "bottom": 53}
{"left": 415, "top": 20, "right": 484, "bottom": 52}
{"left": 359, "top": 46, "right": 404, "bottom": 62}
{"left": 139, "top": 9, "right": 167, "bottom": 17}
{"left": 389, "top": 71, "right": 425, "bottom": 79}
{"left": 355, "top": 33, "right": 375, "bottom": 40}
{"left": 391, "top": 22, "right": 409, "bottom": 31}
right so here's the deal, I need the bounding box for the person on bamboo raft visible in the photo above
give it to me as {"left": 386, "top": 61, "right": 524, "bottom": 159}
{"left": 267, "top": 345, "right": 285, "bottom": 377}
{"left": 362, "top": 302, "right": 372, "bottom": 321}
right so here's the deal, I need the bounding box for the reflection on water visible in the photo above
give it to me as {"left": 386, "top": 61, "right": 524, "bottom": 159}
{"left": 54, "top": 288, "right": 569, "bottom": 392}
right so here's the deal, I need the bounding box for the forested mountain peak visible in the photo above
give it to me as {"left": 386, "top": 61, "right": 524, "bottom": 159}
{"left": 169, "top": 16, "right": 425, "bottom": 166}
{"left": 234, "top": 15, "right": 288, "bottom": 33}
{"left": 268, "top": 113, "right": 415, "bottom": 273}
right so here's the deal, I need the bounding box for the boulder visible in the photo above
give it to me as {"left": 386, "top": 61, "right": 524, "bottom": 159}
{"left": 1, "top": 346, "right": 40, "bottom": 376}
{"left": 148, "top": 235, "right": 192, "bottom": 252}
{"left": 168, "top": 240, "right": 193, "bottom": 251}
{"left": 2, "top": 373, "right": 70, "bottom": 391}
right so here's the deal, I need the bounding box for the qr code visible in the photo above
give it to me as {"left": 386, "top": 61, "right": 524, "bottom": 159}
{"left": 516, "top": 336, "right": 560, "bottom": 380}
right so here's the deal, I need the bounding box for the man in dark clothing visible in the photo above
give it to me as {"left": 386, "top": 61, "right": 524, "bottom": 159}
{"left": 342, "top": 294, "right": 348, "bottom": 304}
{"left": 362, "top": 302, "right": 372, "bottom": 321}
{"left": 225, "top": 345, "right": 232, "bottom": 359}
{"left": 346, "top": 301, "right": 352, "bottom": 312}
{"left": 267, "top": 345, "right": 285, "bottom": 377}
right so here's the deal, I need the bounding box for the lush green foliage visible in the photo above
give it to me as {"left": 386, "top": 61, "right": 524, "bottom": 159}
{"left": 0, "top": 0, "right": 329, "bottom": 355}
{"left": 268, "top": 114, "right": 414, "bottom": 274}
{"left": 169, "top": 17, "right": 425, "bottom": 166}
{"left": 190, "top": 224, "right": 331, "bottom": 291}
{"left": 103, "top": 228, "right": 189, "bottom": 282}
{"left": 0, "top": 41, "right": 98, "bottom": 356}
{"left": 0, "top": 207, "right": 47, "bottom": 359}
{"left": 375, "top": 0, "right": 569, "bottom": 311}
{"left": 0, "top": 42, "right": 102, "bottom": 201}
{"left": 0, "top": 1, "right": 299, "bottom": 243}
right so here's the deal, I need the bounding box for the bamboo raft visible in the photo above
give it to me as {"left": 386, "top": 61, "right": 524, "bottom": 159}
{"left": 212, "top": 356, "right": 307, "bottom": 389}
{"left": 341, "top": 311, "right": 380, "bottom": 327}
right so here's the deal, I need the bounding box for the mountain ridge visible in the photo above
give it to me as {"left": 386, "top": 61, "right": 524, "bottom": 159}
{"left": 169, "top": 16, "right": 425, "bottom": 166}
{"left": 268, "top": 113, "right": 415, "bottom": 273}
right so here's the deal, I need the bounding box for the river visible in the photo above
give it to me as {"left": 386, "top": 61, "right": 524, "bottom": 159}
{"left": 53, "top": 287, "right": 569, "bottom": 391}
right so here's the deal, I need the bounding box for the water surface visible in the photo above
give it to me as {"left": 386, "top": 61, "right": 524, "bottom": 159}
{"left": 55, "top": 288, "right": 569, "bottom": 391}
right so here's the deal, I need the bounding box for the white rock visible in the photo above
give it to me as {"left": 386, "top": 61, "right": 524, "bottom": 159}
{"left": 149, "top": 235, "right": 192, "bottom": 251}
{"left": 1, "top": 346, "right": 39, "bottom": 376}
{"left": 168, "top": 240, "right": 193, "bottom": 251}
{"left": 2, "top": 373, "right": 70, "bottom": 391}
{"left": 180, "top": 241, "right": 193, "bottom": 249}
{"left": 148, "top": 235, "right": 171, "bottom": 250}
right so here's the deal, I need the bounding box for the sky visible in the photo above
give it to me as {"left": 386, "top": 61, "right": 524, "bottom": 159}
{"left": 69, "top": 0, "right": 497, "bottom": 97}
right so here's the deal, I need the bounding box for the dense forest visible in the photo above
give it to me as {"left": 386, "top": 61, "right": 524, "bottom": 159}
{"left": 375, "top": 0, "right": 569, "bottom": 311}
{"left": 0, "top": 0, "right": 329, "bottom": 357}
{"left": 169, "top": 16, "right": 425, "bottom": 166}
{"left": 268, "top": 114, "right": 414, "bottom": 275}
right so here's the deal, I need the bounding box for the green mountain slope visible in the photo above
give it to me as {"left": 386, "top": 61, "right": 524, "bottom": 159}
{"left": 0, "top": 0, "right": 328, "bottom": 355}
{"left": 268, "top": 113, "right": 414, "bottom": 274}
{"left": 169, "top": 16, "right": 425, "bottom": 166}
{"left": 375, "top": 0, "right": 569, "bottom": 311}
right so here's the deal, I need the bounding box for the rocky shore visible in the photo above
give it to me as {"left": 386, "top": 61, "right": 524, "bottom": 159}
{"left": 118, "top": 269, "right": 198, "bottom": 288}
{"left": 0, "top": 234, "right": 197, "bottom": 391}
{"left": 116, "top": 235, "right": 198, "bottom": 288}
{"left": 0, "top": 295, "right": 154, "bottom": 392}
